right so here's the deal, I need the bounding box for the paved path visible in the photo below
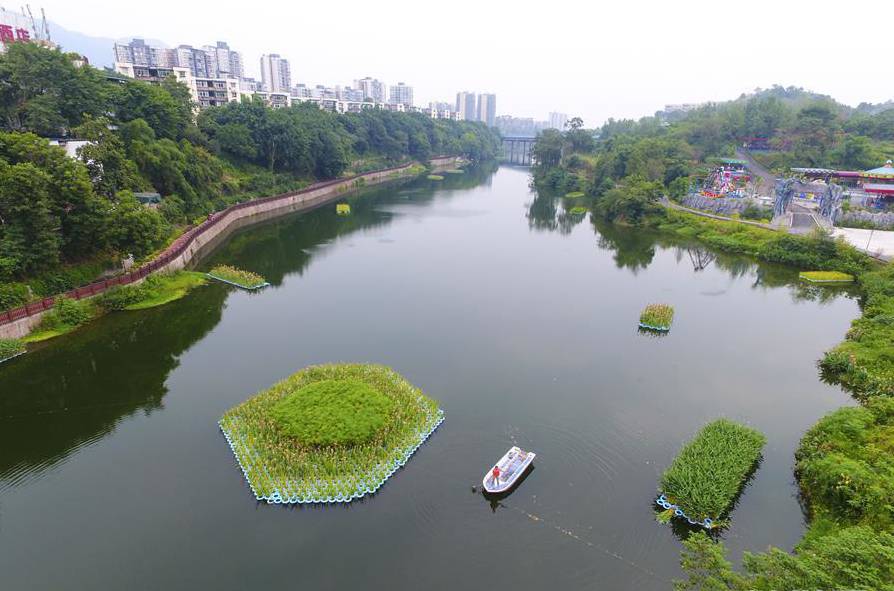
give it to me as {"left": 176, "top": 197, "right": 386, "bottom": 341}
{"left": 832, "top": 227, "right": 894, "bottom": 261}
{"left": 736, "top": 147, "right": 776, "bottom": 195}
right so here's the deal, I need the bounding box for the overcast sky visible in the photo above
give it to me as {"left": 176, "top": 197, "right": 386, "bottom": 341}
{"left": 36, "top": 0, "right": 894, "bottom": 124}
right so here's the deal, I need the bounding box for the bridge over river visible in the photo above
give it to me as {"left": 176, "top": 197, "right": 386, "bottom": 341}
{"left": 501, "top": 136, "right": 535, "bottom": 165}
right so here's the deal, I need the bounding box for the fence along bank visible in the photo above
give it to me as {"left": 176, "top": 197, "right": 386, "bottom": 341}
{"left": 0, "top": 156, "right": 461, "bottom": 339}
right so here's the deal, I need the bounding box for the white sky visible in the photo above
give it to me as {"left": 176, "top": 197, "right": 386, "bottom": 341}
{"left": 36, "top": 0, "right": 894, "bottom": 125}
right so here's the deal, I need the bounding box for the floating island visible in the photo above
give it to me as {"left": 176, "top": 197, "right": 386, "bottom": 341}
{"left": 220, "top": 363, "right": 444, "bottom": 504}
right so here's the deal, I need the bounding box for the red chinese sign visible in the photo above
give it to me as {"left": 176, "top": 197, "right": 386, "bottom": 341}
{"left": 0, "top": 24, "right": 31, "bottom": 43}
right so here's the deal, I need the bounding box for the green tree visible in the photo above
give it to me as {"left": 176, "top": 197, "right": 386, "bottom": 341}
{"left": 74, "top": 116, "right": 146, "bottom": 198}
{"left": 0, "top": 43, "right": 106, "bottom": 135}
{"left": 0, "top": 161, "right": 60, "bottom": 274}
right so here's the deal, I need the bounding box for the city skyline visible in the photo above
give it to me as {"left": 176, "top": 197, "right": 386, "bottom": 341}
{"left": 32, "top": 0, "right": 894, "bottom": 126}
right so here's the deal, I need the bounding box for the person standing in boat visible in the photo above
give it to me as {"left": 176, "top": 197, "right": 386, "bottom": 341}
{"left": 492, "top": 465, "right": 501, "bottom": 486}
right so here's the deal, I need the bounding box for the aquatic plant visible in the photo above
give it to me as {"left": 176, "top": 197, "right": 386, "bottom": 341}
{"left": 660, "top": 418, "right": 766, "bottom": 525}
{"left": 639, "top": 304, "right": 674, "bottom": 330}
{"left": 208, "top": 265, "right": 267, "bottom": 290}
{"left": 220, "top": 363, "right": 444, "bottom": 504}
{"left": 336, "top": 203, "right": 351, "bottom": 216}
{"left": 569, "top": 206, "right": 588, "bottom": 215}
{"left": 0, "top": 338, "right": 25, "bottom": 361}
{"left": 565, "top": 191, "right": 585, "bottom": 199}
{"left": 427, "top": 174, "right": 445, "bottom": 181}
{"left": 799, "top": 271, "right": 855, "bottom": 283}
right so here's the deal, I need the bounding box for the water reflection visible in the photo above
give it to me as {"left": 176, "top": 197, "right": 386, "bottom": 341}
{"left": 0, "top": 284, "right": 226, "bottom": 487}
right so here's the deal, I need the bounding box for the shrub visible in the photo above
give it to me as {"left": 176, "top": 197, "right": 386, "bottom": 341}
{"left": 270, "top": 379, "right": 395, "bottom": 446}
{"left": 0, "top": 282, "right": 30, "bottom": 309}
{"left": 96, "top": 284, "right": 148, "bottom": 311}
{"left": 39, "top": 296, "right": 93, "bottom": 330}
{"left": 795, "top": 398, "right": 894, "bottom": 528}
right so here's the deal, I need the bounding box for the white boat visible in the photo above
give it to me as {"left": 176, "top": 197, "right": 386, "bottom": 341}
{"left": 482, "top": 446, "right": 536, "bottom": 494}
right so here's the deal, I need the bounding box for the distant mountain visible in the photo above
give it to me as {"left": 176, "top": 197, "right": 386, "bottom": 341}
{"left": 47, "top": 20, "right": 169, "bottom": 69}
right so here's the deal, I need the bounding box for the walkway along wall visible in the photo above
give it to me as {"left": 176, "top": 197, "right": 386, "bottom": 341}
{"left": 0, "top": 156, "right": 461, "bottom": 339}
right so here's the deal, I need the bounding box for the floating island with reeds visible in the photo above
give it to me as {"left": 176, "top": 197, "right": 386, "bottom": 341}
{"left": 639, "top": 304, "right": 675, "bottom": 332}
{"left": 0, "top": 338, "right": 26, "bottom": 363}
{"left": 656, "top": 418, "right": 766, "bottom": 529}
{"left": 798, "top": 271, "right": 855, "bottom": 284}
{"left": 207, "top": 265, "right": 269, "bottom": 290}
{"left": 220, "top": 363, "right": 444, "bottom": 504}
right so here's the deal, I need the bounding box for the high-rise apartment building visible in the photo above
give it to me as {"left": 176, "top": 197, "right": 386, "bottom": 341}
{"left": 548, "top": 112, "right": 569, "bottom": 130}
{"left": 476, "top": 93, "right": 496, "bottom": 127}
{"left": 202, "top": 41, "right": 243, "bottom": 79}
{"left": 456, "top": 91, "right": 476, "bottom": 121}
{"left": 260, "top": 53, "right": 291, "bottom": 93}
{"left": 388, "top": 82, "right": 413, "bottom": 107}
{"left": 176, "top": 45, "right": 212, "bottom": 77}
{"left": 355, "top": 77, "right": 387, "bottom": 103}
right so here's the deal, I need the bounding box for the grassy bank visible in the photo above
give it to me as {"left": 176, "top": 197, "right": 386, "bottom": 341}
{"left": 21, "top": 271, "right": 207, "bottom": 343}
{"left": 220, "top": 363, "right": 443, "bottom": 503}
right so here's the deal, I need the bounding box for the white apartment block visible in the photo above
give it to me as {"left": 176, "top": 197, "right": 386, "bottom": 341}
{"left": 389, "top": 82, "right": 413, "bottom": 107}
{"left": 260, "top": 53, "right": 291, "bottom": 93}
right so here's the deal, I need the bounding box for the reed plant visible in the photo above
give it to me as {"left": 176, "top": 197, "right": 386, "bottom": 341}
{"left": 660, "top": 418, "right": 766, "bottom": 523}
{"left": 220, "top": 364, "right": 443, "bottom": 502}
{"left": 208, "top": 265, "right": 266, "bottom": 289}
{"left": 0, "top": 338, "right": 25, "bottom": 361}
{"left": 640, "top": 304, "right": 674, "bottom": 330}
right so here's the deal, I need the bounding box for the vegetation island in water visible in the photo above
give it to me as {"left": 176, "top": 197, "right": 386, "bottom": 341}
{"left": 220, "top": 363, "right": 444, "bottom": 504}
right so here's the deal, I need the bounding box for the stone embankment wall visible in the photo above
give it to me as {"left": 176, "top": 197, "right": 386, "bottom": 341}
{"left": 0, "top": 157, "right": 460, "bottom": 339}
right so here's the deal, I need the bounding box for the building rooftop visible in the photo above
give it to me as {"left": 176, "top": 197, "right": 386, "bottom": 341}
{"left": 862, "top": 161, "right": 894, "bottom": 179}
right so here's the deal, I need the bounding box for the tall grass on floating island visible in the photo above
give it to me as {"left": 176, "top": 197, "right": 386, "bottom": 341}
{"left": 0, "top": 338, "right": 26, "bottom": 363}
{"left": 219, "top": 363, "right": 444, "bottom": 504}
{"left": 657, "top": 418, "right": 766, "bottom": 529}
{"left": 207, "top": 265, "right": 269, "bottom": 290}
{"left": 639, "top": 304, "right": 674, "bottom": 332}
{"left": 799, "top": 271, "right": 855, "bottom": 284}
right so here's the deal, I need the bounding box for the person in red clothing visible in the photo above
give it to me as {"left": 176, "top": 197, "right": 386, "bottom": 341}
{"left": 492, "top": 465, "right": 501, "bottom": 486}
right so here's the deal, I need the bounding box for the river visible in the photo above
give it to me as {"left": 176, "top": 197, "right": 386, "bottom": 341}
{"left": 0, "top": 165, "right": 858, "bottom": 590}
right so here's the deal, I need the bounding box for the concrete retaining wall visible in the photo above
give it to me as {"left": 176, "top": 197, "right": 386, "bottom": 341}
{"left": 0, "top": 157, "right": 460, "bottom": 340}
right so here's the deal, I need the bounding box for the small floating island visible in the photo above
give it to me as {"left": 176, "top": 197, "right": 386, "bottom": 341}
{"left": 207, "top": 264, "right": 269, "bottom": 290}
{"left": 798, "top": 270, "right": 855, "bottom": 284}
{"left": 220, "top": 363, "right": 444, "bottom": 504}
{"left": 639, "top": 303, "right": 675, "bottom": 332}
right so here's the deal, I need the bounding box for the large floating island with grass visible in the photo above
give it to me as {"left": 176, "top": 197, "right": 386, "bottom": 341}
{"left": 220, "top": 363, "right": 444, "bottom": 504}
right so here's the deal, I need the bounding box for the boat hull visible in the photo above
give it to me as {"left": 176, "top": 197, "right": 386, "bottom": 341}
{"left": 482, "top": 446, "right": 536, "bottom": 494}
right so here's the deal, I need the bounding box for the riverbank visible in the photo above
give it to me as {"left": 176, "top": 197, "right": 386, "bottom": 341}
{"left": 0, "top": 157, "right": 460, "bottom": 340}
